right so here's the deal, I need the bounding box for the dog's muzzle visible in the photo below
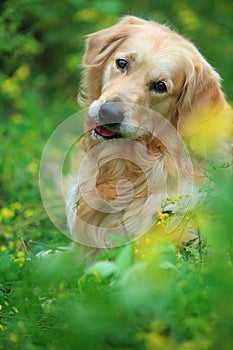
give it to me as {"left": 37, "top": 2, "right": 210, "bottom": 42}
{"left": 99, "top": 102, "right": 124, "bottom": 125}
{"left": 93, "top": 102, "right": 124, "bottom": 140}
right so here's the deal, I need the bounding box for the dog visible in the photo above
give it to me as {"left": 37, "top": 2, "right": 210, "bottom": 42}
{"left": 66, "top": 16, "right": 232, "bottom": 248}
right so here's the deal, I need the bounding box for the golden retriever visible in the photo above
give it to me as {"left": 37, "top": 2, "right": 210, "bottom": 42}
{"left": 66, "top": 16, "right": 232, "bottom": 248}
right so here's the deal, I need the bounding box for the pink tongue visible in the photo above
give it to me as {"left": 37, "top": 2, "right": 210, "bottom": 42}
{"left": 95, "top": 125, "right": 115, "bottom": 137}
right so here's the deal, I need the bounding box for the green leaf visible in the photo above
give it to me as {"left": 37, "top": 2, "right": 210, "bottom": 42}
{"left": 159, "top": 261, "right": 177, "bottom": 270}
{"left": 85, "top": 261, "right": 117, "bottom": 278}
{"left": 115, "top": 244, "right": 133, "bottom": 277}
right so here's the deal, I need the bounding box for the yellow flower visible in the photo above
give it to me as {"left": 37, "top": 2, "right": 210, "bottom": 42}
{"left": 0, "top": 207, "right": 15, "bottom": 220}
{"left": 9, "top": 333, "right": 19, "bottom": 343}
{"left": 28, "top": 161, "right": 38, "bottom": 175}
{"left": 14, "top": 64, "right": 30, "bottom": 81}
{"left": 1, "top": 78, "right": 20, "bottom": 98}
{"left": 58, "top": 292, "right": 67, "bottom": 299}
{"left": 177, "top": 251, "right": 182, "bottom": 259}
{"left": 145, "top": 331, "right": 174, "bottom": 349}
{"left": 178, "top": 9, "right": 199, "bottom": 31}
{"left": 0, "top": 324, "right": 6, "bottom": 331}
{"left": 8, "top": 241, "right": 15, "bottom": 249}
{"left": 182, "top": 106, "right": 231, "bottom": 156}
{"left": 0, "top": 305, "right": 2, "bottom": 311}
{"left": 24, "top": 209, "right": 35, "bottom": 218}
{"left": 156, "top": 209, "right": 170, "bottom": 225}
{"left": 14, "top": 251, "right": 25, "bottom": 267}
{"left": 12, "top": 306, "right": 19, "bottom": 314}
{"left": 166, "top": 195, "right": 183, "bottom": 205}
{"left": 11, "top": 202, "right": 22, "bottom": 210}
{"left": 92, "top": 270, "right": 101, "bottom": 277}
{"left": 0, "top": 246, "right": 7, "bottom": 252}
{"left": 74, "top": 9, "right": 99, "bottom": 22}
{"left": 18, "top": 251, "right": 25, "bottom": 257}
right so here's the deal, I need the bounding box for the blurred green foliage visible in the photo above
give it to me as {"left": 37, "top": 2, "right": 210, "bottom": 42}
{"left": 0, "top": 168, "right": 232, "bottom": 349}
{"left": 0, "top": 0, "right": 233, "bottom": 349}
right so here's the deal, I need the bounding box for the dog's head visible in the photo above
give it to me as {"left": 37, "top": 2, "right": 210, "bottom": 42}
{"left": 80, "top": 16, "right": 227, "bottom": 144}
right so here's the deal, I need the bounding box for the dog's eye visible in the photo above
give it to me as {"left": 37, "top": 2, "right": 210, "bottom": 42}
{"left": 151, "top": 81, "right": 167, "bottom": 93}
{"left": 116, "top": 58, "right": 128, "bottom": 71}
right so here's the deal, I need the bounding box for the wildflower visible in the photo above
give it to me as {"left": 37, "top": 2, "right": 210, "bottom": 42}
{"left": 1, "top": 78, "right": 20, "bottom": 98}
{"left": 0, "top": 246, "right": 7, "bottom": 252}
{"left": 166, "top": 195, "right": 183, "bottom": 204}
{"left": 11, "top": 202, "right": 22, "bottom": 210}
{"left": 14, "top": 64, "right": 30, "bottom": 81}
{"left": 28, "top": 161, "right": 38, "bottom": 175}
{"left": 0, "top": 305, "right": 2, "bottom": 311}
{"left": 0, "top": 207, "right": 15, "bottom": 220}
{"left": 58, "top": 292, "right": 67, "bottom": 299}
{"left": 178, "top": 9, "right": 199, "bottom": 31}
{"left": 176, "top": 250, "right": 182, "bottom": 259}
{"left": 74, "top": 9, "right": 99, "bottom": 22}
{"left": 0, "top": 324, "right": 6, "bottom": 331}
{"left": 8, "top": 241, "right": 15, "bottom": 249}
{"left": 92, "top": 270, "right": 101, "bottom": 277}
{"left": 145, "top": 331, "right": 171, "bottom": 349}
{"left": 14, "top": 251, "right": 25, "bottom": 267}
{"left": 156, "top": 209, "right": 170, "bottom": 225}
{"left": 181, "top": 105, "right": 228, "bottom": 156}
{"left": 9, "top": 333, "right": 19, "bottom": 344}
{"left": 24, "top": 209, "right": 35, "bottom": 218}
{"left": 12, "top": 306, "right": 19, "bottom": 314}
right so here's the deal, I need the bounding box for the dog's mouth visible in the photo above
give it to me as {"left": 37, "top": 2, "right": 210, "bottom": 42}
{"left": 93, "top": 124, "right": 123, "bottom": 140}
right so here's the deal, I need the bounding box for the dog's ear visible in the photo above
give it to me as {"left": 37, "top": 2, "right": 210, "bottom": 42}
{"left": 81, "top": 16, "right": 147, "bottom": 103}
{"left": 173, "top": 57, "right": 226, "bottom": 137}
{"left": 83, "top": 16, "right": 146, "bottom": 66}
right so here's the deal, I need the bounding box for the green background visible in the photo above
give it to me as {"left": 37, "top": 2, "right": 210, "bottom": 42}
{"left": 0, "top": 1, "right": 232, "bottom": 349}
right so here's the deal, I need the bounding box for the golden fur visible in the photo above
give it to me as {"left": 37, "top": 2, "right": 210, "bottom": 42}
{"left": 66, "top": 16, "right": 232, "bottom": 248}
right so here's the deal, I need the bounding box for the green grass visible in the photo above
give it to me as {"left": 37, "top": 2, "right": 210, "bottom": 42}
{"left": 0, "top": 158, "right": 232, "bottom": 349}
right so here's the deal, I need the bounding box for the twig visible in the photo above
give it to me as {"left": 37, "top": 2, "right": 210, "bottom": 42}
{"left": 28, "top": 240, "right": 68, "bottom": 252}
{"left": 197, "top": 229, "right": 203, "bottom": 263}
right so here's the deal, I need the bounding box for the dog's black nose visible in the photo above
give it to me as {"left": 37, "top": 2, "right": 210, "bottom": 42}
{"left": 98, "top": 102, "right": 124, "bottom": 124}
